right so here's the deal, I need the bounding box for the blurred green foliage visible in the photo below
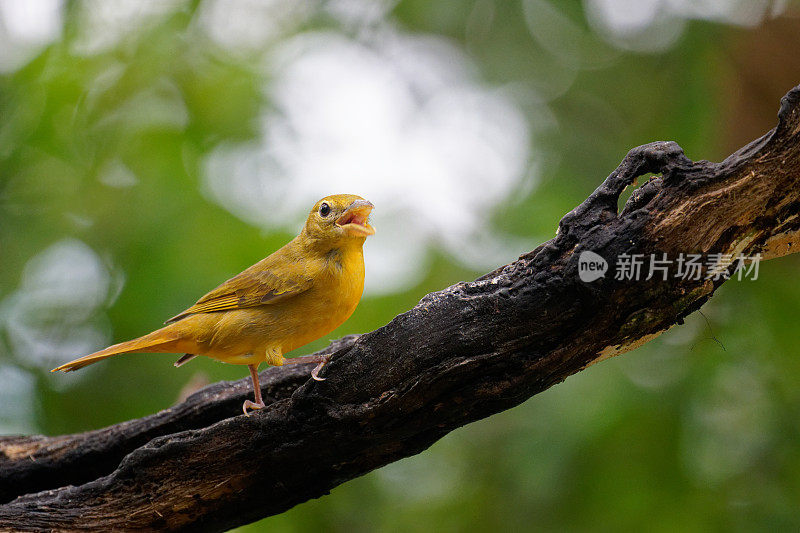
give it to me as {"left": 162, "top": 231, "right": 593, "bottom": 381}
{"left": 1, "top": 1, "right": 799, "bottom": 531}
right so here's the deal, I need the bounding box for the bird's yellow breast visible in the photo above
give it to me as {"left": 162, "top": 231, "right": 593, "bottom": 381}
{"left": 279, "top": 245, "right": 365, "bottom": 354}
{"left": 181, "top": 243, "right": 365, "bottom": 365}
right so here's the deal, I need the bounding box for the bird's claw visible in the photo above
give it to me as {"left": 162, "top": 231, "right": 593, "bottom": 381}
{"left": 311, "top": 355, "right": 332, "bottom": 381}
{"left": 242, "top": 399, "right": 266, "bottom": 416}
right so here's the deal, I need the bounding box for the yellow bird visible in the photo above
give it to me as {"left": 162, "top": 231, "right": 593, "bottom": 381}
{"left": 52, "top": 194, "right": 375, "bottom": 414}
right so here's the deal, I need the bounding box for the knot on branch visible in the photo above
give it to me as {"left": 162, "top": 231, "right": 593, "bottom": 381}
{"left": 555, "top": 141, "right": 692, "bottom": 245}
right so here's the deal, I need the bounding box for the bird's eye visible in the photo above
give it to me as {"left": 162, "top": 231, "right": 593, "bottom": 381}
{"left": 319, "top": 202, "right": 331, "bottom": 217}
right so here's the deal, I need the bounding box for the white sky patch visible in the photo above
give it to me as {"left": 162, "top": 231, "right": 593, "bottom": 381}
{"left": 324, "top": 0, "right": 398, "bottom": 29}
{"left": 197, "top": 0, "right": 313, "bottom": 53}
{"left": 585, "top": 0, "right": 786, "bottom": 52}
{"left": 197, "top": 0, "right": 399, "bottom": 54}
{"left": 0, "top": 0, "right": 63, "bottom": 72}
{"left": 72, "top": 0, "right": 186, "bottom": 55}
{"left": 0, "top": 239, "right": 122, "bottom": 378}
{"left": 204, "top": 31, "right": 533, "bottom": 294}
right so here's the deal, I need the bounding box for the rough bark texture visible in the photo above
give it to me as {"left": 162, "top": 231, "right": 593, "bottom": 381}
{"left": 1, "top": 85, "right": 799, "bottom": 532}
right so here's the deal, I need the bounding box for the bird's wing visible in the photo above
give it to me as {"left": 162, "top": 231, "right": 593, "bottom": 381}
{"left": 165, "top": 252, "right": 316, "bottom": 324}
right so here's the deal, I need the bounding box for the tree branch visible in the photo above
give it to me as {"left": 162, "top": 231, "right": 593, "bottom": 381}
{"left": 2, "top": 85, "right": 799, "bottom": 532}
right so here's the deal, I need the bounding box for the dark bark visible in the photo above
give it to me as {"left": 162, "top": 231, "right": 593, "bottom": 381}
{"left": 1, "top": 85, "right": 799, "bottom": 532}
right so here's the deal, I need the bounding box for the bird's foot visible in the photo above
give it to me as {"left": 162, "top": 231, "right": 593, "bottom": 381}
{"left": 282, "top": 353, "right": 332, "bottom": 381}
{"left": 242, "top": 399, "right": 266, "bottom": 416}
{"left": 311, "top": 354, "right": 332, "bottom": 381}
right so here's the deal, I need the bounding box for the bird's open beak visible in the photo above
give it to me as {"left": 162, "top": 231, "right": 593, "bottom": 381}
{"left": 336, "top": 200, "right": 375, "bottom": 237}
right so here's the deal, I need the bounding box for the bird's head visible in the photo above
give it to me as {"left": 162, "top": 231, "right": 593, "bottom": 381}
{"left": 304, "top": 194, "right": 375, "bottom": 244}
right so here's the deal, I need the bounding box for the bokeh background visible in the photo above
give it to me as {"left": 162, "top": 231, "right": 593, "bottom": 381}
{"left": 2, "top": 0, "right": 800, "bottom": 531}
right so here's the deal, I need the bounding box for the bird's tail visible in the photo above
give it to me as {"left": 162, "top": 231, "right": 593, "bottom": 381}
{"left": 51, "top": 326, "right": 184, "bottom": 372}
